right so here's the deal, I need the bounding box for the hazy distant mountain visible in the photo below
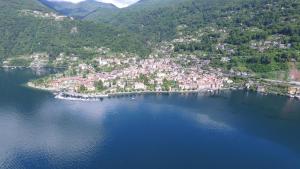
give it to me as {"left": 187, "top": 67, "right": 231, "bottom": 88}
{"left": 39, "top": 0, "right": 118, "bottom": 18}
{"left": 84, "top": 0, "right": 186, "bottom": 22}
{"left": 126, "top": 0, "right": 184, "bottom": 9}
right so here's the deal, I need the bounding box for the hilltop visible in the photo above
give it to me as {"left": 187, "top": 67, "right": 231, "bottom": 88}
{"left": 39, "top": 0, "right": 118, "bottom": 18}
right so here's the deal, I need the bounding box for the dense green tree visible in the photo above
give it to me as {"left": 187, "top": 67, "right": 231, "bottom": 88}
{"left": 94, "top": 80, "right": 105, "bottom": 92}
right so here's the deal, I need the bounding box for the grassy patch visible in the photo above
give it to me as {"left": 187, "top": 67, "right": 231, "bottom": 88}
{"left": 297, "top": 62, "right": 300, "bottom": 70}
{"left": 8, "top": 58, "right": 31, "bottom": 67}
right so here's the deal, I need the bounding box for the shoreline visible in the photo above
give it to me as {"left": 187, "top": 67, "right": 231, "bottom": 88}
{"left": 55, "top": 89, "right": 221, "bottom": 101}
{"left": 27, "top": 82, "right": 300, "bottom": 102}
{"left": 27, "top": 82, "right": 227, "bottom": 101}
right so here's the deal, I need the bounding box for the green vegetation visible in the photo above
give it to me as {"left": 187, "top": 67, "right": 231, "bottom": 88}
{"left": 1, "top": 0, "right": 300, "bottom": 80}
{"left": 297, "top": 62, "right": 300, "bottom": 70}
{"left": 139, "top": 74, "right": 149, "bottom": 86}
{"left": 0, "top": 0, "right": 150, "bottom": 60}
{"left": 8, "top": 58, "right": 31, "bottom": 67}
{"left": 83, "top": 0, "right": 300, "bottom": 78}
{"left": 87, "top": 0, "right": 297, "bottom": 41}
{"left": 78, "top": 85, "right": 87, "bottom": 93}
{"left": 162, "top": 78, "right": 178, "bottom": 91}
{"left": 94, "top": 80, "right": 106, "bottom": 92}
{"left": 265, "top": 83, "right": 289, "bottom": 95}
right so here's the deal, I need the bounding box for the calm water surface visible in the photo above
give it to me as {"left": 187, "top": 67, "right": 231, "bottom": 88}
{"left": 1, "top": 69, "right": 300, "bottom": 169}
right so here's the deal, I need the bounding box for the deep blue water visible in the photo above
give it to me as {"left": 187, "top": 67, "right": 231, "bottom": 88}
{"left": 1, "top": 69, "right": 300, "bottom": 169}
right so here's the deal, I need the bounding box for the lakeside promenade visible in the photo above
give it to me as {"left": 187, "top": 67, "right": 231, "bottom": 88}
{"left": 51, "top": 89, "right": 223, "bottom": 101}
{"left": 27, "top": 81, "right": 224, "bottom": 101}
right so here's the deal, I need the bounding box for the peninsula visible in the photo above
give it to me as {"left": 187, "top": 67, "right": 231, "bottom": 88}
{"left": 27, "top": 55, "right": 231, "bottom": 100}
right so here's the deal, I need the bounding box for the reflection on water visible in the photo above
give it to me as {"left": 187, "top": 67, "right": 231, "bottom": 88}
{"left": 194, "top": 114, "right": 234, "bottom": 131}
{"left": 0, "top": 100, "right": 109, "bottom": 168}
{"left": 1, "top": 69, "right": 300, "bottom": 169}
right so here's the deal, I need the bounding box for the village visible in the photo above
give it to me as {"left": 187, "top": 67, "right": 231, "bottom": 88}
{"left": 20, "top": 9, "right": 73, "bottom": 21}
{"left": 2, "top": 24, "right": 299, "bottom": 99}
{"left": 30, "top": 56, "right": 231, "bottom": 96}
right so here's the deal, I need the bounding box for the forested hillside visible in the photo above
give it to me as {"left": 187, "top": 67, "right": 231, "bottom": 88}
{"left": 85, "top": 0, "right": 300, "bottom": 77}
{"left": 88, "top": 0, "right": 299, "bottom": 42}
{"left": 0, "top": 0, "right": 149, "bottom": 61}
{"left": 1, "top": 0, "right": 300, "bottom": 77}
{"left": 84, "top": 0, "right": 189, "bottom": 25}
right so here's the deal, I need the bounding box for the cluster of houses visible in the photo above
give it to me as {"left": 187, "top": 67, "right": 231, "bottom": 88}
{"left": 216, "top": 43, "right": 235, "bottom": 54}
{"left": 96, "top": 57, "right": 136, "bottom": 67}
{"left": 53, "top": 53, "right": 78, "bottom": 66}
{"left": 29, "top": 53, "right": 49, "bottom": 68}
{"left": 42, "top": 57, "right": 227, "bottom": 94}
{"left": 20, "top": 10, "right": 72, "bottom": 21}
{"left": 250, "top": 37, "right": 291, "bottom": 52}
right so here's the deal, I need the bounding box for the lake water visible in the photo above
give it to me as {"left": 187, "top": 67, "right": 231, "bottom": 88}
{"left": 1, "top": 69, "right": 300, "bottom": 169}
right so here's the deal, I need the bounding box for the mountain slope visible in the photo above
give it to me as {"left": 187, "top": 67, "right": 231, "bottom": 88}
{"left": 0, "top": 0, "right": 51, "bottom": 11}
{"left": 86, "top": 0, "right": 300, "bottom": 76}
{"left": 87, "top": 0, "right": 300, "bottom": 44}
{"left": 1, "top": 0, "right": 299, "bottom": 77}
{"left": 0, "top": 0, "right": 149, "bottom": 60}
{"left": 84, "top": 0, "right": 187, "bottom": 22}
{"left": 39, "top": 0, "right": 118, "bottom": 18}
